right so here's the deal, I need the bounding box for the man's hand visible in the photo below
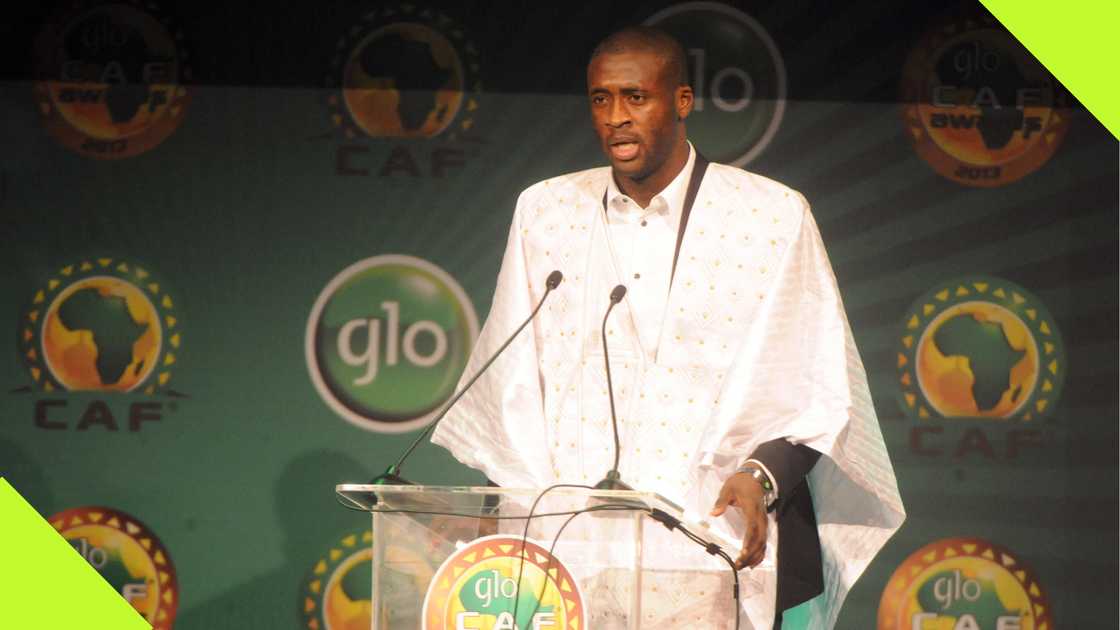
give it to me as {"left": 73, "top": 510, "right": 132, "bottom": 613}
{"left": 710, "top": 471, "right": 768, "bottom": 570}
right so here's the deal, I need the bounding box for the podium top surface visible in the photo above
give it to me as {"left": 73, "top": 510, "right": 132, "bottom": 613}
{"left": 333, "top": 483, "right": 739, "bottom": 551}
{"left": 335, "top": 483, "right": 683, "bottom": 514}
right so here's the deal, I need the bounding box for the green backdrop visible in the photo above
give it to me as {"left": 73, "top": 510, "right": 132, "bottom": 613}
{"left": 1, "top": 1, "right": 1116, "bottom": 628}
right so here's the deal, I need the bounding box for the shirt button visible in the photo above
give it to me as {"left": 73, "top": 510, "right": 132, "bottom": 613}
{"left": 640, "top": 220, "right": 647, "bottom": 226}
{"left": 633, "top": 273, "right": 641, "bottom": 279}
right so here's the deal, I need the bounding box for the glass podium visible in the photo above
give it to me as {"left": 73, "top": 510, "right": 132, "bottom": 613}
{"left": 336, "top": 483, "right": 741, "bottom": 630}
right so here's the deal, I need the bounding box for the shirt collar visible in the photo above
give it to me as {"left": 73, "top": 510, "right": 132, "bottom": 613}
{"left": 605, "top": 142, "right": 696, "bottom": 225}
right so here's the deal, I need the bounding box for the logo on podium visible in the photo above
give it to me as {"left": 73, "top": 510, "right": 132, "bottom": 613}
{"left": 422, "top": 535, "right": 586, "bottom": 630}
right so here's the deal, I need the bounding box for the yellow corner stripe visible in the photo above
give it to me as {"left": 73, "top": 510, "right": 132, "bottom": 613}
{"left": 980, "top": 0, "right": 1119, "bottom": 140}
{"left": 0, "top": 478, "right": 151, "bottom": 629}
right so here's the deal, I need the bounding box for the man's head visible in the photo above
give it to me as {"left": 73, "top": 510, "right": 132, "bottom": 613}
{"left": 587, "top": 27, "right": 693, "bottom": 186}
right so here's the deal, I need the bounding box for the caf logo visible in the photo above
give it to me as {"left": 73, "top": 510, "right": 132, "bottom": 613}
{"left": 50, "top": 506, "right": 179, "bottom": 629}
{"left": 423, "top": 535, "right": 586, "bottom": 630}
{"left": 306, "top": 255, "right": 479, "bottom": 433}
{"left": 301, "top": 529, "right": 435, "bottom": 630}
{"left": 20, "top": 258, "right": 181, "bottom": 394}
{"left": 325, "top": 3, "right": 481, "bottom": 140}
{"left": 645, "top": 2, "right": 786, "bottom": 166}
{"left": 878, "top": 537, "right": 1051, "bottom": 630}
{"left": 901, "top": 13, "right": 1069, "bottom": 186}
{"left": 33, "top": 0, "right": 191, "bottom": 159}
{"left": 897, "top": 276, "right": 1064, "bottom": 422}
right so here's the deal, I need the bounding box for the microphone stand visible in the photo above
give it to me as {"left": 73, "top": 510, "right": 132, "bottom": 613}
{"left": 371, "top": 270, "right": 564, "bottom": 486}
{"left": 594, "top": 284, "right": 633, "bottom": 491}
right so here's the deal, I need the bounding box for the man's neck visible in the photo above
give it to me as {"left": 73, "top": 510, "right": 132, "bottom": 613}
{"left": 614, "top": 139, "right": 690, "bottom": 208}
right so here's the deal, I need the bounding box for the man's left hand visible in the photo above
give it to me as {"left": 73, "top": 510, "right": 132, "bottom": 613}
{"left": 710, "top": 471, "right": 768, "bottom": 570}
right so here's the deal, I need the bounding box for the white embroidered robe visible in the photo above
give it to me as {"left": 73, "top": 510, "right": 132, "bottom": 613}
{"left": 432, "top": 162, "right": 906, "bottom": 628}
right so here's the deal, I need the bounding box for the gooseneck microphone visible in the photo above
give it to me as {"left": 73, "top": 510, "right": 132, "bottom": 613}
{"left": 594, "top": 283, "right": 633, "bottom": 491}
{"left": 372, "top": 270, "right": 564, "bottom": 485}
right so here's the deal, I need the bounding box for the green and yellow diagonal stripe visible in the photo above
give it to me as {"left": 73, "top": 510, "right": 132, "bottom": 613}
{"left": 981, "top": 0, "right": 1120, "bottom": 139}
{"left": 0, "top": 478, "right": 150, "bottom": 630}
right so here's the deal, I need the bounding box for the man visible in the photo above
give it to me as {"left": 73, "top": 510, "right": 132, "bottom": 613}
{"left": 432, "top": 27, "right": 904, "bottom": 629}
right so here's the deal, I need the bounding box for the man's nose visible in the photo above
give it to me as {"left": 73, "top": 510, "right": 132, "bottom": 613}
{"left": 606, "top": 99, "right": 630, "bottom": 127}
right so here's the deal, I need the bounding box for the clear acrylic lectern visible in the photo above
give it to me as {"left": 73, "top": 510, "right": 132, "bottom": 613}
{"left": 336, "top": 484, "right": 740, "bottom": 630}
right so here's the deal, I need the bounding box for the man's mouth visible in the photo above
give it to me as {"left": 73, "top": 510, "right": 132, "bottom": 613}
{"left": 609, "top": 141, "right": 639, "bottom": 161}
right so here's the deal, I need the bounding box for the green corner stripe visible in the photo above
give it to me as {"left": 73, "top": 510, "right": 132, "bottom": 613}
{"left": 981, "top": 0, "right": 1120, "bottom": 139}
{"left": 0, "top": 478, "right": 151, "bottom": 630}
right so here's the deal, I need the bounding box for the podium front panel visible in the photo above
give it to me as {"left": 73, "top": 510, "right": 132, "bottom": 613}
{"left": 337, "top": 484, "right": 748, "bottom": 629}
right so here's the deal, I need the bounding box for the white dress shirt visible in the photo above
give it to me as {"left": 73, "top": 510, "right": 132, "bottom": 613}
{"left": 603, "top": 144, "right": 696, "bottom": 359}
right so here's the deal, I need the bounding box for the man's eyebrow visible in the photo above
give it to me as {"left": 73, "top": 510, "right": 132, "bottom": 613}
{"left": 588, "top": 84, "right": 646, "bottom": 93}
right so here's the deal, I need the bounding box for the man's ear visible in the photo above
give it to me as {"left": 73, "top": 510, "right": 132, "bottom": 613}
{"left": 675, "top": 84, "right": 694, "bottom": 121}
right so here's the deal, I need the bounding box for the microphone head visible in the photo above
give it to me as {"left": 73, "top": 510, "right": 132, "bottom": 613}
{"left": 610, "top": 284, "right": 627, "bottom": 303}
{"left": 545, "top": 270, "right": 563, "bottom": 290}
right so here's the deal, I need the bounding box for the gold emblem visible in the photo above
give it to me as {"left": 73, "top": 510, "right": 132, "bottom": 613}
{"left": 50, "top": 506, "right": 179, "bottom": 629}
{"left": 22, "top": 258, "right": 179, "bottom": 394}
{"left": 898, "top": 277, "right": 1064, "bottom": 421}
{"left": 33, "top": 1, "right": 190, "bottom": 159}
{"left": 879, "top": 537, "right": 1051, "bottom": 630}
{"left": 422, "top": 535, "right": 586, "bottom": 630}
{"left": 326, "top": 4, "right": 480, "bottom": 141}
{"left": 901, "top": 14, "right": 1069, "bottom": 186}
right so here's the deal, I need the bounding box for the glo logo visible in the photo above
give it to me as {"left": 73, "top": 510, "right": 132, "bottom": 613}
{"left": 306, "top": 255, "right": 479, "bottom": 433}
{"left": 50, "top": 506, "right": 179, "bottom": 629}
{"left": 33, "top": 1, "right": 191, "bottom": 159}
{"left": 878, "top": 537, "right": 1050, "bottom": 630}
{"left": 645, "top": 2, "right": 786, "bottom": 166}
{"left": 422, "top": 535, "right": 586, "bottom": 630}
{"left": 900, "top": 13, "right": 1069, "bottom": 187}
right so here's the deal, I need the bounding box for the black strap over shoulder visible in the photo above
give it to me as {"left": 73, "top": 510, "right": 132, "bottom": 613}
{"left": 673, "top": 152, "right": 709, "bottom": 284}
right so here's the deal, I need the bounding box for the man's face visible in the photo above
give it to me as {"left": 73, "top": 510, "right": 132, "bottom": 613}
{"left": 588, "top": 49, "right": 692, "bottom": 181}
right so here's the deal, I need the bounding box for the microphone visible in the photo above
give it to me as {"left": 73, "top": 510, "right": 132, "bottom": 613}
{"left": 371, "top": 270, "right": 564, "bottom": 485}
{"left": 609, "top": 284, "right": 627, "bottom": 304}
{"left": 594, "top": 283, "right": 633, "bottom": 491}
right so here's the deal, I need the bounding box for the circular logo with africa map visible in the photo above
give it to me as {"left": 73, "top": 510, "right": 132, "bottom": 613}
{"left": 878, "top": 537, "right": 1051, "bottom": 630}
{"left": 19, "top": 258, "right": 181, "bottom": 394}
{"left": 50, "top": 506, "right": 179, "bottom": 629}
{"left": 33, "top": 0, "right": 191, "bottom": 159}
{"left": 901, "top": 13, "right": 1069, "bottom": 187}
{"left": 325, "top": 3, "right": 480, "bottom": 140}
{"left": 423, "top": 535, "right": 586, "bottom": 630}
{"left": 897, "top": 276, "right": 1064, "bottom": 422}
{"left": 301, "top": 528, "right": 435, "bottom": 630}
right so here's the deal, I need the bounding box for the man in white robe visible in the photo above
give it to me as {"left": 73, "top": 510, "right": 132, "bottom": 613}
{"left": 432, "top": 26, "right": 904, "bottom": 629}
